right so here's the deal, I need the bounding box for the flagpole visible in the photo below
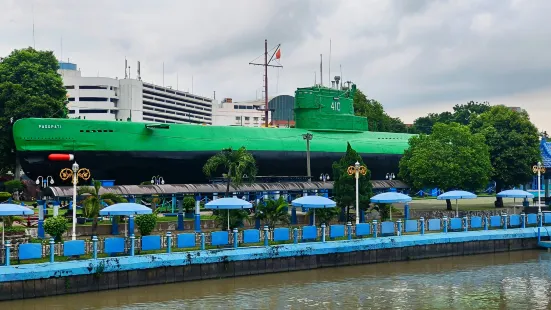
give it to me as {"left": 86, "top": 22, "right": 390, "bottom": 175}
{"left": 264, "top": 39, "right": 269, "bottom": 128}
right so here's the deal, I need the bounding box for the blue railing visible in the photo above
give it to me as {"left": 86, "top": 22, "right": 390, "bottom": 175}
{"left": 1, "top": 212, "right": 549, "bottom": 266}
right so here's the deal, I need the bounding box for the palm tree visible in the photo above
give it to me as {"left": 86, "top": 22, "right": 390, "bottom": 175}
{"left": 79, "top": 179, "right": 127, "bottom": 235}
{"left": 203, "top": 146, "right": 257, "bottom": 195}
{"left": 254, "top": 197, "right": 290, "bottom": 228}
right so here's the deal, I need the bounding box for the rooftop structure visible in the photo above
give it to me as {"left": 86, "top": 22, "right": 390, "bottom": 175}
{"left": 212, "top": 97, "right": 271, "bottom": 127}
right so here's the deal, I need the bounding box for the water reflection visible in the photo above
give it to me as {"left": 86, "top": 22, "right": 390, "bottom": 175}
{"left": 5, "top": 251, "right": 551, "bottom": 309}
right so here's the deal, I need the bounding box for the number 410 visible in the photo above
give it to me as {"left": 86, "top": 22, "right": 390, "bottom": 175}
{"left": 331, "top": 101, "right": 340, "bottom": 111}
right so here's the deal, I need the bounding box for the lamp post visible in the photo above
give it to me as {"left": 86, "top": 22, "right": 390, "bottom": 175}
{"left": 302, "top": 133, "right": 313, "bottom": 182}
{"left": 386, "top": 173, "right": 395, "bottom": 182}
{"left": 533, "top": 162, "right": 546, "bottom": 213}
{"left": 36, "top": 176, "right": 54, "bottom": 188}
{"left": 320, "top": 173, "right": 330, "bottom": 182}
{"left": 59, "top": 163, "right": 91, "bottom": 240}
{"left": 347, "top": 161, "right": 367, "bottom": 224}
{"left": 151, "top": 176, "right": 165, "bottom": 185}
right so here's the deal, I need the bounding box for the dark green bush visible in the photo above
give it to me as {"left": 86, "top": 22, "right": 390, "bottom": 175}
{"left": 0, "top": 192, "right": 11, "bottom": 202}
{"left": 44, "top": 216, "right": 68, "bottom": 242}
{"left": 4, "top": 180, "right": 24, "bottom": 194}
{"left": 135, "top": 214, "right": 157, "bottom": 236}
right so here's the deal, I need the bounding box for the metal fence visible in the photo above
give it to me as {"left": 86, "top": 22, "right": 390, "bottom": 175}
{"left": 1, "top": 212, "right": 549, "bottom": 266}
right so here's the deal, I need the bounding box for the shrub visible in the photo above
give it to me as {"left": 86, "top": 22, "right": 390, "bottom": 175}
{"left": 0, "top": 192, "right": 11, "bottom": 202}
{"left": 44, "top": 216, "right": 68, "bottom": 242}
{"left": 183, "top": 196, "right": 195, "bottom": 213}
{"left": 135, "top": 214, "right": 157, "bottom": 236}
{"left": 4, "top": 180, "right": 24, "bottom": 194}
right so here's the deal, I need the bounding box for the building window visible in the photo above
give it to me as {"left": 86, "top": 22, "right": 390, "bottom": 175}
{"left": 65, "top": 85, "right": 75, "bottom": 89}
{"left": 253, "top": 117, "right": 259, "bottom": 121}
{"left": 79, "top": 85, "right": 108, "bottom": 90}
{"left": 68, "top": 97, "right": 75, "bottom": 101}
{"left": 69, "top": 110, "right": 75, "bottom": 114}
{"left": 235, "top": 116, "right": 241, "bottom": 120}
{"left": 79, "top": 97, "right": 109, "bottom": 102}
{"left": 80, "top": 109, "right": 109, "bottom": 114}
{"left": 245, "top": 117, "right": 250, "bottom": 121}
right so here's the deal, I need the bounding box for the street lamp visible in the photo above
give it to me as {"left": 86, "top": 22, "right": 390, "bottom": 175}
{"left": 302, "top": 133, "right": 313, "bottom": 182}
{"left": 59, "top": 162, "right": 91, "bottom": 240}
{"left": 320, "top": 173, "right": 330, "bottom": 182}
{"left": 36, "top": 176, "right": 54, "bottom": 188}
{"left": 386, "top": 173, "right": 395, "bottom": 181}
{"left": 347, "top": 161, "right": 367, "bottom": 224}
{"left": 533, "top": 162, "right": 546, "bottom": 213}
{"left": 151, "top": 176, "right": 165, "bottom": 185}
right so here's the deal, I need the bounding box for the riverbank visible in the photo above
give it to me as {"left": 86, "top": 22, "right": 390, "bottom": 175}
{"left": 0, "top": 227, "right": 544, "bottom": 301}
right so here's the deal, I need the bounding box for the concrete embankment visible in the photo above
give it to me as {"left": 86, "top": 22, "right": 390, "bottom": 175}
{"left": 0, "top": 228, "right": 544, "bottom": 301}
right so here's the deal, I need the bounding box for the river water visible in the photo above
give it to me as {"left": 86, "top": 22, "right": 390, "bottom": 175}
{"left": 5, "top": 250, "right": 551, "bottom": 309}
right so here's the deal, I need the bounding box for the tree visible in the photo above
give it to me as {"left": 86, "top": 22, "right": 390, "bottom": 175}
{"left": 0, "top": 48, "right": 68, "bottom": 173}
{"left": 399, "top": 122, "right": 492, "bottom": 210}
{"left": 79, "top": 179, "right": 127, "bottom": 235}
{"left": 411, "top": 101, "right": 491, "bottom": 134}
{"left": 452, "top": 101, "right": 491, "bottom": 125}
{"left": 307, "top": 207, "right": 340, "bottom": 226}
{"left": 203, "top": 146, "right": 257, "bottom": 195}
{"left": 254, "top": 197, "right": 290, "bottom": 228}
{"left": 353, "top": 89, "right": 408, "bottom": 133}
{"left": 470, "top": 105, "right": 541, "bottom": 208}
{"left": 331, "top": 142, "right": 373, "bottom": 221}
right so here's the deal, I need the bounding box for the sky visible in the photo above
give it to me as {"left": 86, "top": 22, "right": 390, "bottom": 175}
{"left": 1, "top": 0, "right": 550, "bottom": 131}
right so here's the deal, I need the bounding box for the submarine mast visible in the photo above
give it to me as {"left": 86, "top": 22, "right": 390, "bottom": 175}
{"left": 249, "top": 40, "right": 282, "bottom": 127}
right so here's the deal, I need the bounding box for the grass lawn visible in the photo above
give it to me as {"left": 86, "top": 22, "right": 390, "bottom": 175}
{"left": 394, "top": 196, "right": 524, "bottom": 212}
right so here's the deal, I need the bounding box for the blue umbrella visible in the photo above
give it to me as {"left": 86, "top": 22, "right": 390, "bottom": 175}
{"left": 205, "top": 197, "right": 252, "bottom": 230}
{"left": 496, "top": 189, "right": 534, "bottom": 199}
{"left": 100, "top": 203, "right": 152, "bottom": 237}
{"left": 437, "top": 190, "right": 477, "bottom": 217}
{"left": 291, "top": 196, "right": 336, "bottom": 208}
{"left": 371, "top": 192, "right": 412, "bottom": 221}
{"left": 99, "top": 203, "right": 152, "bottom": 216}
{"left": 205, "top": 197, "right": 252, "bottom": 210}
{"left": 292, "top": 196, "right": 336, "bottom": 225}
{"left": 370, "top": 192, "right": 412, "bottom": 204}
{"left": 0, "top": 204, "right": 34, "bottom": 245}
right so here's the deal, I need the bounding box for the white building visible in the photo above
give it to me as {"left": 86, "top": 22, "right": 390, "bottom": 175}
{"left": 212, "top": 97, "right": 273, "bottom": 127}
{"left": 59, "top": 62, "right": 213, "bottom": 125}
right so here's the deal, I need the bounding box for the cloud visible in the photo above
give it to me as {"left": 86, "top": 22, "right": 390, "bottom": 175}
{"left": 1, "top": 0, "right": 550, "bottom": 131}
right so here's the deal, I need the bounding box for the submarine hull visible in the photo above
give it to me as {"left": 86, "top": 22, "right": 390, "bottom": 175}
{"left": 18, "top": 150, "right": 402, "bottom": 185}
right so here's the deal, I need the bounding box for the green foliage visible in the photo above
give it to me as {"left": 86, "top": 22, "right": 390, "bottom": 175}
{"left": 370, "top": 203, "right": 401, "bottom": 222}
{"left": 307, "top": 207, "right": 340, "bottom": 226}
{"left": 353, "top": 89, "right": 408, "bottom": 133}
{"left": 183, "top": 196, "right": 196, "bottom": 213}
{"left": 0, "top": 192, "right": 11, "bottom": 202}
{"left": 79, "top": 179, "right": 127, "bottom": 235}
{"left": 213, "top": 209, "right": 250, "bottom": 230}
{"left": 135, "top": 213, "right": 157, "bottom": 236}
{"left": 254, "top": 197, "right": 290, "bottom": 228}
{"left": 203, "top": 146, "right": 257, "bottom": 194}
{"left": 411, "top": 101, "right": 491, "bottom": 134}
{"left": 332, "top": 143, "right": 373, "bottom": 215}
{"left": 399, "top": 122, "right": 492, "bottom": 192}
{"left": 3, "top": 180, "right": 24, "bottom": 193}
{"left": 44, "top": 216, "right": 68, "bottom": 242}
{"left": 0, "top": 47, "right": 68, "bottom": 171}
{"left": 470, "top": 105, "right": 541, "bottom": 198}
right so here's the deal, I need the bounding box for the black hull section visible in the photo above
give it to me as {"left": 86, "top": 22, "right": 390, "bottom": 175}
{"left": 18, "top": 151, "right": 403, "bottom": 186}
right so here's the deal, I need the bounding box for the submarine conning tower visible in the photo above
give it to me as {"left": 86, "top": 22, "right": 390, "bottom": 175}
{"left": 294, "top": 79, "right": 368, "bottom": 132}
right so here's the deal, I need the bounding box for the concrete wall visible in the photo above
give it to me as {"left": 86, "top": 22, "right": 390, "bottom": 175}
{"left": 0, "top": 228, "right": 543, "bottom": 301}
